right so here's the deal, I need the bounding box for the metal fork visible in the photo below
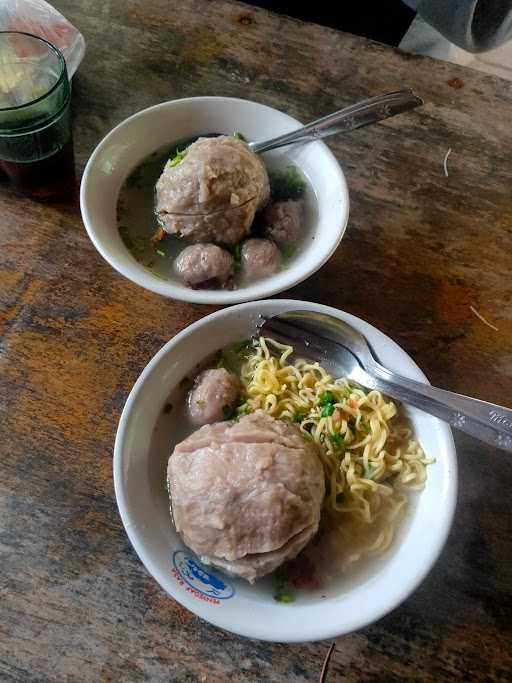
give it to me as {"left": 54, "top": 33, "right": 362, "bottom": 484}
{"left": 258, "top": 311, "right": 512, "bottom": 453}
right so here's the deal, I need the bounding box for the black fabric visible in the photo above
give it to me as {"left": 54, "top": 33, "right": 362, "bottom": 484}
{"left": 243, "top": 1, "right": 416, "bottom": 46}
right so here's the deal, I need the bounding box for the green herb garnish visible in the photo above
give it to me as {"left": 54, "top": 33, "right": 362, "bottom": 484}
{"left": 273, "top": 571, "right": 295, "bottom": 604}
{"left": 321, "top": 403, "right": 335, "bottom": 417}
{"left": 319, "top": 391, "right": 336, "bottom": 416}
{"left": 119, "top": 225, "right": 146, "bottom": 254}
{"left": 275, "top": 593, "right": 294, "bottom": 603}
{"left": 269, "top": 165, "right": 305, "bottom": 201}
{"left": 142, "top": 266, "right": 167, "bottom": 280}
{"left": 318, "top": 391, "right": 334, "bottom": 406}
{"left": 281, "top": 244, "right": 295, "bottom": 260}
{"left": 233, "top": 131, "right": 246, "bottom": 141}
{"left": 293, "top": 411, "right": 306, "bottom": 423}
{"left": 230, "top": 339, "right": 253, "bottom": 359}
{"left": 330, "top": 433, "right": 345, "bottom": 448}
{"left": 236, "top": 404, "right": 250, "bottom": 418}
{"left": 156, "top": 249, "right": 166, "bottom": 257}
{"left": 227, "top": 243, "right": 242, "bottom": 271}
{"left": 167, "top": 147, "right": 188, "bottom": 167}
{"left": 360, "top": 421, "right": 371, "bottom": 434}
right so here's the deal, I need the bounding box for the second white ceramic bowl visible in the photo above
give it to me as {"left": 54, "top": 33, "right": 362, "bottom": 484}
{"left": 80, "top": 97, "right": 349, "bottom": 304}
{"left": 114, "top": 300, "right": 457, "bottom": 642}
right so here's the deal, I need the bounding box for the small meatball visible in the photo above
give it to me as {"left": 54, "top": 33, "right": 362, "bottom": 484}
{"left": 240, "top": 238, "right": 281, "bottom": 280}
{"left": 175, "top": 243, "right": 234, "bottom": 289}
{"left": 187, "top": 368, "right": 240, "bottom": 426}
{"left": 263, "top": 199, "right": 304, "bottom": 243}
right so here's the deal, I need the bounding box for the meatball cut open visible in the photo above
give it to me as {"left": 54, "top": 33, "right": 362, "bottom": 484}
{"left": 156, "top": 136, "right": 270, "bottom": 245}
{"left": 167, "top": 411, "right": 325, "bottom": 583}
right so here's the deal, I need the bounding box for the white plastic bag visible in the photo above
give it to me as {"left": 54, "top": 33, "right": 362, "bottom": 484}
{"left": 0, "top": 0, "right": 86, "bottom": 77}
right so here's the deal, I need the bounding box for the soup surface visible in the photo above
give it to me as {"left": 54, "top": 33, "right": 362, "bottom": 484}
{"left": 117, "top": 138, "right": 317, "bottom": 288}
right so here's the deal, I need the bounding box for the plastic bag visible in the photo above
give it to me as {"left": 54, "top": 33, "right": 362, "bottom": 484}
{"left": 0, "top": 0, "right": 85, "bottom": 76}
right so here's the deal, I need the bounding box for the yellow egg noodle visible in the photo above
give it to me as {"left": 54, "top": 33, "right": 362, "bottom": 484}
{"left": 238, "top": 337, "right": 432, "bottom": 569}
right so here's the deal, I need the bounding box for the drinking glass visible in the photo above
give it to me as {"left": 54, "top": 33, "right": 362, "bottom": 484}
{"left": 0, "top": 31, "right": 75, "bottom": 201}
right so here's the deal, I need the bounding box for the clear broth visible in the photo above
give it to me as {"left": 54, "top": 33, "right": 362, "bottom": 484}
{"left": 116, "top": 140, "right": 317, "bottom": 287}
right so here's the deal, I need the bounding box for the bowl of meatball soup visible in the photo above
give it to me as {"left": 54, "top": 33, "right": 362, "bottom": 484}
{"left": 114, "top": 300, "right": 457, "bottom": 642}
{"left": 80, "top": 97, "right": 349, "bottom": 304}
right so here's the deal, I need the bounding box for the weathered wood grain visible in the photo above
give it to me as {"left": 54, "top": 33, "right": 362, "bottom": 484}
{"left": 1, "top": 1, "right": 511, "bottom": 681}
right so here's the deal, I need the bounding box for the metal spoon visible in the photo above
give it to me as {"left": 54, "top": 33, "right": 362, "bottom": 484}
{"left": 259, "top": 310, "right": 512, "bottom": 453}
{"left": 249, "top": 89, "right": 423, "bottom": 154}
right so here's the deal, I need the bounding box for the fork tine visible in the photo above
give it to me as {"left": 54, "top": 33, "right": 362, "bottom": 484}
{"left": 259, "top": 315, "right": 354, "bottom": 367}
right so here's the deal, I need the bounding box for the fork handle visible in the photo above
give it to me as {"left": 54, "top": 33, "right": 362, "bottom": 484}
{"left": 250, "top": 89, "right": 423, "bottom": 154}
{"left": 354, "top": 364, "right": 512, "bottom": 452}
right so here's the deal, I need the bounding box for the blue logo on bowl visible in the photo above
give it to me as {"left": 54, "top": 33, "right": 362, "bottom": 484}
{"left": 172, "top": 550, "right": 235, "bottom": 600}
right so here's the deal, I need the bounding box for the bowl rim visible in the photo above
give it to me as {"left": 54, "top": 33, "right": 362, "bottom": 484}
{"left": 113, "top": 299, "right": 458, "bottom": 642}
{"left": 80, "top": 96, "right": 350, "bottom": 304}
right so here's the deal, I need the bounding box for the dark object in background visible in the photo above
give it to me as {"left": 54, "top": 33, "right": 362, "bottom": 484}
{"left": 413, "top": 0, "right": 512, "bottom": 53}
{"left": 244, "top": 1, "right": 416, "bottom": 45}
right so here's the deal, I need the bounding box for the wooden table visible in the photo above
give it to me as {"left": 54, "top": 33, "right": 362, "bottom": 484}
{"left": 1, "top": 1, "right": 511, "bottom": 680}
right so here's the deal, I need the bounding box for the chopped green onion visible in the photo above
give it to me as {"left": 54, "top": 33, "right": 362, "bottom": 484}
{"left": 233, "top": 131, "right": 246, "bottom": 141}
{"left": 273, "top": 571, "right": 295, "bottom": 603}
{"left": 321, "top": 403, "right": 335, "bottom": 417}
{"left": 269, "top": 165, "right": 305, "bottom": 201}
{"left": 330, "top": 433, "right": 345, "bottom": 448}
{"left": 156, "top": 249, "right": 166, "bottom": 257}
{"left": 274, "top": 593, "right": 294, "bottom": 603}
{"left": 281, "top": 244, "right": 295, "bottom": 260}
{"left": 318, "top": 391, "right": 334, "bottom": 406}
{"left": 229, "top": 339, "right": 253, "bottom": 359}
{"left": 167, "top": 147, "right": 188, "bottom": 167}
{"left": 227, "top": 243, "right": 242, "bottom": 271}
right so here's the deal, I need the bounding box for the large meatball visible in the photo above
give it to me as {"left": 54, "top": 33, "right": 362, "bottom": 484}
{"left": 167, "top": 411, "right": 325, "bottom": 583}
{"left": 156, "top": 136, "right": 270, "bottom": 245}
{"left": 240, "top": 238, "right": 281, "bottom": 280}
{"left": 263, "top": 199, "right": 304, "bottom": 243}
{"left": 187, "top": 368, "right": 240, "bottom": 426}
{"left": 175, "top": 243, "right": 234, "bottom": 289}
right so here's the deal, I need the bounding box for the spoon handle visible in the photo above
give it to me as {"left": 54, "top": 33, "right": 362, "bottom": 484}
{"left": 353, "top": 364, "right": 512, "bottom": 452}
{"left": 250, "top": 89, "right": 423, "bottom": 154}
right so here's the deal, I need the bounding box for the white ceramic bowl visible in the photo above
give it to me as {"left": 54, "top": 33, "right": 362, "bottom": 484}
{"left": 80, "top": 97, "right": 349, "bottom": 304}
{"left": 114, "top": 300, "right": 457, "bottom": 642}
